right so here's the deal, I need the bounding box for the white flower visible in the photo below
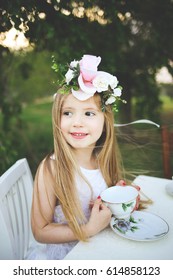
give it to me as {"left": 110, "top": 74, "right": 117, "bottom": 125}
{"left": 53, "top": 93, "right": 57, "bottom": 100}
{"left": 70, "top": 60, "right": 79, "bottom": 68}
{"left": 109, "top": 75, "right": 118, "bottom": 89}
{"left": 113, "top": 87, "right": 122, "bottom": 97}
{"left": 93, "top": 72, "right": 112, "bottom": 92}
{"left": 92, "top": 71, "right": 119, "bottom": 93}
{"left": 93, "top": 75, "right": 109, "bottom": 92}
{"left": 65, "top": 69, "right": 74, "bottom": 84}
{"left": 105, "top": 96, "right": 116, "bottom": 105}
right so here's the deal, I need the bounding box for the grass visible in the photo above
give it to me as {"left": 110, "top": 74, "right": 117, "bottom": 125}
{"left": 22, "top": 100, "right": 52, "bottom": 127}
{"left": 20, "top": 101, "right": 53, "bottom": 174}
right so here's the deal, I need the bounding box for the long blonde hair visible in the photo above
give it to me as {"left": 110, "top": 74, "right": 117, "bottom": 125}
{"left": 38, "top": 91, "right": 124, "bottom": 241}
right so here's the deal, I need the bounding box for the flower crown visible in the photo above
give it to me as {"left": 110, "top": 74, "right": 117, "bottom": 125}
{"left": 51, "top": 54, "right": 126, "bottom": 112}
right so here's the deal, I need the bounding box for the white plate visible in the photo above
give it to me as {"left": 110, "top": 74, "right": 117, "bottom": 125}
{"left": 110, "top": 211, "right": 169, "bottom": 241}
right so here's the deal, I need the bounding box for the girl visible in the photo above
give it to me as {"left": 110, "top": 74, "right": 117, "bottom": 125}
{"left": 31, "top": 54, "right": 128, "bottom": 260}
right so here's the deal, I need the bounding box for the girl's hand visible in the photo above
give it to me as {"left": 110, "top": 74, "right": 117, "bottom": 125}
{"left": 116, "top": 179, "right": 127, "bottom": 186}
{"left": 86, "top": 198, "right": 112, "bottom": 237}
{"left": 116, "top": 180, "right": 140, "bottom": 210}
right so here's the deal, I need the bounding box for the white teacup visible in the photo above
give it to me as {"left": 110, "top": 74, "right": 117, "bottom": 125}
{"left": 101, "top": 186, "right": 138, "bottom": 219}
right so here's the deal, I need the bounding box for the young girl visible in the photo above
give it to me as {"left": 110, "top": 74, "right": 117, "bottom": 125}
{"left": 31, "top": 54, "right": 128, "bottom": 260}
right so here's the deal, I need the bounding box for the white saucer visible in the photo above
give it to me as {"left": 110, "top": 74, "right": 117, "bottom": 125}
{"left": 110, "top": 211, "right": 169, "bottom": 241}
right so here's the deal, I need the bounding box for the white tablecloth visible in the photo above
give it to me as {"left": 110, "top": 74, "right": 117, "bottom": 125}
{"left": 65, "top": 175, "right": 173, "bottom": 260}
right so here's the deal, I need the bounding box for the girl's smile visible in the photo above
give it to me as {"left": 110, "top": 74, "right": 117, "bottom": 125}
{"left": 70, "top": 132, "right": 88, "bottom": 140}
{"left": 60, "top": 94, "right": 104, "bottom": 150}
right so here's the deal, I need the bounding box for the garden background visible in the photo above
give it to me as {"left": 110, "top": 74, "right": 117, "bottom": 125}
{"left": 0, "top": 0, "right": 173, "bottom": 180}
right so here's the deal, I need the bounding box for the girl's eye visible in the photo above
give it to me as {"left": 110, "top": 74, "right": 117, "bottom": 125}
{"left": 85, "top": 111, "right": 95, "bottom": 117}
{"left": 63, "top": 111, "right": 73, "bottom": 117}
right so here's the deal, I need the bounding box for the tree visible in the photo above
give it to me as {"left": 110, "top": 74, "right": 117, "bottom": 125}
{"left": 1, "top": 0, "right": 173, "bottom": 122}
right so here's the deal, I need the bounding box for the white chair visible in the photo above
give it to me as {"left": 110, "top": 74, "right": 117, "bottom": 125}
{"left": 0, "top": 158, "right": 38, "bottom": 259}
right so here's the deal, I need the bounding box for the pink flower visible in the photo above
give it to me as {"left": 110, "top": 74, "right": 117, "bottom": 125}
{"left": 79, "top": 55, "right": 101, "bottom": 81}
{"left": 70, "top": 54, "right": 123, "bottom": 105}
{"left": 72, "top": 55, "right": 101, "bottom": 100}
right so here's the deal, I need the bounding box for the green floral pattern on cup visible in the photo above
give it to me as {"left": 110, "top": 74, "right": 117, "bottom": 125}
{"left": 122, "top": 202, "right": 134, "bottom": 211}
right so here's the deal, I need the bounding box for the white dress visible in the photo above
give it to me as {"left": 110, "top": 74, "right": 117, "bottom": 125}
{"left": 27, "top": 166, "right": 107, "bottom": 260}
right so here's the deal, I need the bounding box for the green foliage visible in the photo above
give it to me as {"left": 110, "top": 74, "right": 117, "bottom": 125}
{"left": 133, "top": 73, "right": 162, "bottom": 122}
{"left": 0, "top": 100, "right": 53, "bottom": 175}
{"left": 19, "top": 101, "right": 53, "bottom": 175}
{"left": 0, "top": 131, "right": 18, "bottom": 175}
{"left": 160, "top": 84, "right": 173, "bottom": 100}
{"left": 51, "top": 55, "right": 80, "bottom": 93}
{"left": 1, "top": 1, "right": 173, "bottom": 122}
{"left": 0, "top": 117, "right": 26, "bottom": 175}
{"left": 8, "top": 51, "right": 57, "bottom": 103}
{"left": 0, "top": 0, "right": 173, "bottom": 175}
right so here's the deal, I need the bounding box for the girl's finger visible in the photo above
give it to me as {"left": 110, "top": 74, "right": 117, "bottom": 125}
{"left": 116, "top": 180, "right": 126, "bottom": 186}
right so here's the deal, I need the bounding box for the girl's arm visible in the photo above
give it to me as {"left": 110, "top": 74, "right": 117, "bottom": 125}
{"left": 31, "top": 160, "right": 111, "bottom": 244}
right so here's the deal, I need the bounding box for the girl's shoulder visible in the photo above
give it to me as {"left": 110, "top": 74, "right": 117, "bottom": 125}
{"left": 36, "top": 153, "right": 55, "bottom": 177}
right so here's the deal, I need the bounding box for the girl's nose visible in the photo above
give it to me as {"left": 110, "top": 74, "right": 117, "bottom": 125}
{"left": 73, "top": 115, "right": 83, "bottom": 127}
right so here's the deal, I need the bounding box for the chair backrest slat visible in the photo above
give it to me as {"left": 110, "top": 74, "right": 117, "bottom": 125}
{"left": 0, "top": 158, "right": 34, "bottom": 259}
